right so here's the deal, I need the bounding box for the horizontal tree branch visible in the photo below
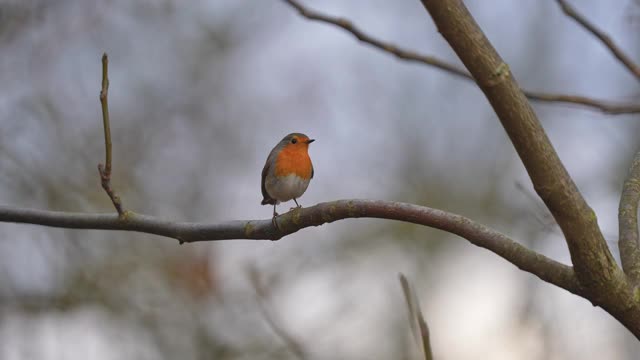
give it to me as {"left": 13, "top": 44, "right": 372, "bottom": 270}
{"left": 555, "top": 0, "right": 640, "bottom": 81}
{"left": 282, "top": 0, "right": 640, "bottom": 115}
{"left": 0, "top": 199, "right": 582, "bottom": 295}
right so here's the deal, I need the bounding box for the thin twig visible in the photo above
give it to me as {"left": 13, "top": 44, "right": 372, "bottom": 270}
{"left": 248, "top": 267, "right": 307, "bottom": 360}
{"left": 399, "top": 274, "right": 434, "bottom": 360}
{"left": 619, "top": 150, "right": 640, "bottom": 284}
{"left": 0, "top": 199, "right": 583, "bottom": 297}
{"left": 97, "top": 53, "right": 124, "bottom": 216}
{"left": 281, "top": 0, "right": 640, "bottom": 115}
{"left": 100, "top": 53, "right": 111, "bottom": 175}
{"left": 555, "top": 0, "right": 640, "bottom": 81}
{"left": 523, "top": 92, "right": 640, "bottom": 115}
{"left": 283, "top": 0, "right": 470, "bottom": 80}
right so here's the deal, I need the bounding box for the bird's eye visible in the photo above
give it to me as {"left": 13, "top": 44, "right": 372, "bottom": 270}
{"left": 291, "top": 138, "right": 298, "bottom": 144}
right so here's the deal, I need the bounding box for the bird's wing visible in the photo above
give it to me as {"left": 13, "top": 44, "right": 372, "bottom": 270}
{"left": 261, "top": 148, "right": 278, "bottom": 205}
{"left": 261, "top": 162, "right": 272, "bottom": 204}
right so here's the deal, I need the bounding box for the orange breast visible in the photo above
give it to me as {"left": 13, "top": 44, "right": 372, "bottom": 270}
{"left": 274, "top": 146, "right": 313, "bottom": 180}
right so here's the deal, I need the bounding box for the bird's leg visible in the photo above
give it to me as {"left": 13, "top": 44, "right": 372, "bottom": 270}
{"left": 290, "top": 198, "right": 302, "bottom": 211}
{"left": 272, "top": 204, "right": 280, "bottom": 230}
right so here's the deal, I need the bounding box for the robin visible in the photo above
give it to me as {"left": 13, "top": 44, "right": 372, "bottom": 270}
{"left": 261, "top": 133, "right": 315, "bottom": 225}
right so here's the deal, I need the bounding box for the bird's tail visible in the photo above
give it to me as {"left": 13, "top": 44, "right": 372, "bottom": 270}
{"left": 261, "top": 197, "right": 276, "bottom": 205}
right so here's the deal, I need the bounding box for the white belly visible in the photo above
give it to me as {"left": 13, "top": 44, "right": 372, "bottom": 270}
{"left": 265, "top": 174, "right": 310, "bottom": 203}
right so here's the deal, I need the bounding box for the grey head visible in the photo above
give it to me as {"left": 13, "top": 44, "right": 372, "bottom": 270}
{"left": 277, "top": 133, "right": 315, "bottom": 146}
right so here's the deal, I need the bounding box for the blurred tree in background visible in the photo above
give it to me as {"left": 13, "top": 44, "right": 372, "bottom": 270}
{"left": 0, "top": 0, "right": 639, "bottom": 359}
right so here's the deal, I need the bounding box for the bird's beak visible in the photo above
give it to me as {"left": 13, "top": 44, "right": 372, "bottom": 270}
{"left": 306, "top": 139, "right": 315, "bottom": 144}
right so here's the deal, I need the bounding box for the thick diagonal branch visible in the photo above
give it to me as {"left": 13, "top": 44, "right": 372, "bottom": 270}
{"left": 418, "top": 0, "right": 640, "bottom": 338}
{"left": 0, "top": 199, "right": 581, "bottom": 296}
{"left": 419, "top": 0, "right": 617, "bottom": 291}
{"left": 619, "top": 151, "right": 640, "bottom": 284}
{"left": 281, "top": 0, "right": 640, "bottom": 115}
{"left": 555, "top": 0, "right": 640, "bottom": 81}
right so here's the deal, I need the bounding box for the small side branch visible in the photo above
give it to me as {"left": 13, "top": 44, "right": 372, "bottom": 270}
{"left": 281, "top": 0, "right": 640, "bottom": 114}
{"left": 619, "top": 150, "right": 640, "bottom": 284}
{"left": 97, "top": 53, "right": 124, "bottom": 216}
{"left": 555, "top": 0, "right": 640, "bottom": 81}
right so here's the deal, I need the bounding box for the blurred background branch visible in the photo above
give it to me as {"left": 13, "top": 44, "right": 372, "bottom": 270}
{"left": 248, "top": 266, "right": 308, "bottom": 360}
{"left": 399, "top": 273, "right": 434, "bottom": 360}
{"left": 282, "top": 0, "right": 640, "bottom": 114}
{"left": 555, "top": 0, "right": 640, "bottom": 80}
